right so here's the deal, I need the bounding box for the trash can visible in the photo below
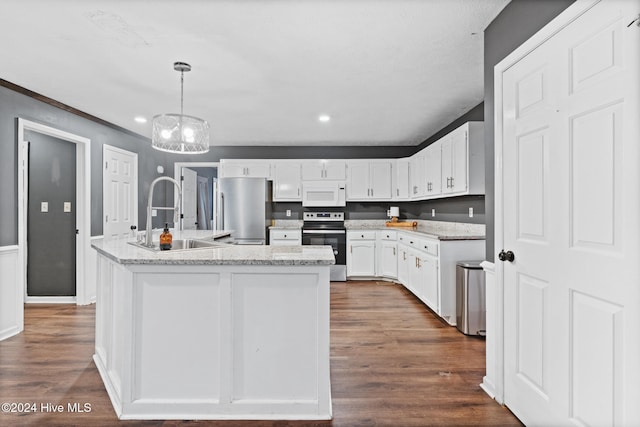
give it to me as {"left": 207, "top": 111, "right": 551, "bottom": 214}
{"left": 456, "top": 261, "right": 486, "bottom": 336}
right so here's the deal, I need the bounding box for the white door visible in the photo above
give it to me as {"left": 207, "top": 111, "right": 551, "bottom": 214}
{"left": 103, "top": 145, "right": 137, "bottom": 241}
{"left": 500, "top": 1, "right": 640, "bottom": 425}
{"left": 181, "top": 167, "right": 198, "bottom": 230}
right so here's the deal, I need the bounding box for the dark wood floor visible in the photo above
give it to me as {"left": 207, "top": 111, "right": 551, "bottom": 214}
{"left": 0, "top": 281, "right": 522, "bottom": 427}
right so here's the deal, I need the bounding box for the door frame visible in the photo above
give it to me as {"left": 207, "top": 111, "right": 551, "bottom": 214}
{"left": 492, "top": 0, "right": 600, "bottom": 405}
{"left": 17, "top": 118, "right": 91, "bottom": 305}
{"left": 173, "top": 161, "right": 219, "bottom": 230}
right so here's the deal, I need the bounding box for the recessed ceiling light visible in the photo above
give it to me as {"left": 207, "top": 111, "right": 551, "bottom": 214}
{"left": 134, "top": 116, "right": 147, "bottom": 123}
{"left": 318, "top": 114, "right": 331, "bottom": 123}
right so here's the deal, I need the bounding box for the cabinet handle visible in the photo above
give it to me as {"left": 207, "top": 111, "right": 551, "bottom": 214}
{"left": 350, "top": 245, "right": 352, "bottom": 254}
{"left": 403, "top": 252, "right": 406, "bottom": 260}
{"left": 396, "top": 188, "right": 399, "bottom": 196}
{"left": 393, "top": 247, "right": 396, "bottom": 256}
{"left": 297, "top": 188, "right": 300, "bottom": 196}
{"left": 450, "top": 177, "right": 454, "bottom": 188}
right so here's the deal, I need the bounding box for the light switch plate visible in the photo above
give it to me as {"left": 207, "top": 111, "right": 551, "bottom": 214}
{"left": 286, "top": 209, "right": 291, "bottom": 217}
{"left": 469, "top": 207, "right": 473, "bottom": 218}
{"left": 431, "top": 208, "right": 435, "bottom": 217}
{"left": 41, "top": 202, "right": 48, "bottom": 213}
{"left": 152, "top": 209, "right": 158, "bottom": 217}
{"left": 64, "top": 202, "right": 72, "bottom": 213}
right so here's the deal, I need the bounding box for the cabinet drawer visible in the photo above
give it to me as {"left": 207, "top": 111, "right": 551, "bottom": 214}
{"left": 348, "top": 230, "right": 377, "bottom": 240}
{"left": 417, "top": 238, "right": 439, "bottom": 256}
{"left": 378, "top": 230, "right": 397, "bottom": 241}
{"left": 270, "top": 229, "right": 301, "bottom": 240}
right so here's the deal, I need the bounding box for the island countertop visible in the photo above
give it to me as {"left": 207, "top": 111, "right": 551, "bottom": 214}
{"left": 91, "top": 230, "right": 335, "bottom": 266}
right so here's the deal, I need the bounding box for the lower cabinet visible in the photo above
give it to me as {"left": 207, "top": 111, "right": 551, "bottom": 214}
{"left": 347, "top": 229, "right": 484, "bottom": 326}
{"left": 346, "top": 231, "right": 377, "bottom": 277}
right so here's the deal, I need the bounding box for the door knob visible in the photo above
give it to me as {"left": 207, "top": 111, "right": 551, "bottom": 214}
{"left": 498, "top": 250, "right": 515, "bottom": 262}
{"left": 130, "top": 225, "right": 137, "bottom": 230}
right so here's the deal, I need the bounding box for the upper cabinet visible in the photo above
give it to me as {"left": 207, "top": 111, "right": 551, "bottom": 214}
{"left": 301, "top": 160, "right": 346, "bottom": 180}
{"left": 273, "top": 161, "right": 302, "bottom": 201}
{"left": 440, "top": 122, "right": 484, "bottom": 196}
{"left": 217, "top": 121, "right": 484, "bottom": 203}
{"left": 424, "top": 140, "right": 442, "bottom": 197}
{"left": 346, "top": 160, "right": 393, "bottom": 201}
{"left": 393, "top": 158, "right": 410, "bottom": 200}
{"left": 219, "top": 159, "right": 272, "bottom": 179}
{"left": 409, "top": 151, "right": 426, "bottom": 198}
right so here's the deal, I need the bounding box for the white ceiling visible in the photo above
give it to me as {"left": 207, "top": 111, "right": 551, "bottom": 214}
{"left": 1, "top": 0, "right": 509, "bottom": 147}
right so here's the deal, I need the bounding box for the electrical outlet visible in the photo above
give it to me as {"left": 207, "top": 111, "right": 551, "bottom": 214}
{"left": 64, "top": 202, "right": 72, "bottom": 213}
{"left": 431, "top": 208, "right": 435, "bottom": 217}
{"left": 469, "top": 207, "right": 474, "bottom": 218}
{"left": 152, "top": 209, "right": 158, "bottom": 217}
{"left": 41, "top": 202, "right": 48, "bottom": 213}
{"left": 286, "top": 209, "right": 291, "bottom": 217}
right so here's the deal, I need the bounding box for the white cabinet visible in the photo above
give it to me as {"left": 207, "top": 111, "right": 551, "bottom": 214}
{"left": 377, "top": 230, "right": 397, "bottom": 279}
{"left": 346, "top": 160, "right": 393, "bottom": 200}
{"left": 440, "top": 122, "right": 484, "bottom": 196}
{"left": 220, "top": 159, "right": 272, "bottom": 179}
{"left": 393, "top": 158, "right": 410, "bottom": 200}
{"left": 301, "top": 160, "right": 346, "bottom": 180}
{"left": 273, "top": 162, "right": 302, "bottom": 201}
{"left": 269, "top": 228, "right": 302, "bottom": 245}
{"left": 409, "top": 151, "right": 426, "bottom": 198}
{"left": 424, "top": 141, "right": 442, "bottom": 196}
{"left": 347, "top": 231, "right": 376, "bottom": 277}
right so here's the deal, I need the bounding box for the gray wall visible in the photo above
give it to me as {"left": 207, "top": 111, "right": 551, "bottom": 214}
{"left": 483, "top": 0, "right": 575, "bottom": 261}
{"left": 0, "top": 84, "right": 169, "bottom": 246}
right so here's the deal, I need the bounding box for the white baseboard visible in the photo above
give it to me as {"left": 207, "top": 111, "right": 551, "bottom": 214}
{"left": 25, "top": 296, "right": 77, "bottom": 304}
{"left": 0, "top": 246, "right": 22, "bottom": 341}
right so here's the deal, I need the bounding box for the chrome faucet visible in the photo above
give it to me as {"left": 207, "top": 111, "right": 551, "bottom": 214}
{"left": 145, "top": 176, "right": 182, "bottom": 247}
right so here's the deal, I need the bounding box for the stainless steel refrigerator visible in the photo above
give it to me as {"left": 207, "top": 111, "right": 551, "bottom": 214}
{"left": 217, "top": 177, "right": 271, "bottom": 245}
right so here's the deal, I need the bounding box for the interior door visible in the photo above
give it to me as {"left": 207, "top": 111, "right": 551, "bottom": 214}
{"left": 181, "top": 167, "right": 198, "bottom": 230}
{"left": 501, "top": 1, "right": 640, "bottom": 425}
{"left": 103, "top": 145, "right": 138, "bottom": 240}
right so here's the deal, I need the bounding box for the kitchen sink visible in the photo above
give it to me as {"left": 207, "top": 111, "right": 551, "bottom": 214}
{"left": 128, "top": 238, "right": 229, "bottom": 252}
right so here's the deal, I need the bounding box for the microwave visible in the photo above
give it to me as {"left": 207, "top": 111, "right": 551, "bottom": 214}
{"left": 302, "top": 181, "right": 346, "bottom": 207}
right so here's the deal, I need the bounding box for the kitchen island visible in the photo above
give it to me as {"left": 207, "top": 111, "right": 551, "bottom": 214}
{"left": 91, "top": 231, "right": 334, "bottom": 420}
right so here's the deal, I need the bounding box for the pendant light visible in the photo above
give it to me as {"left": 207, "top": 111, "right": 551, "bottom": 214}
{"left": 152, "top": 62, "right": 210, "bottom": 154}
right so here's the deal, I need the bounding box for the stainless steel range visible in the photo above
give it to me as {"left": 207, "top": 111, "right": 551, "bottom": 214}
{"left": 302, "top": 212, "right": 346, "bottom": 281}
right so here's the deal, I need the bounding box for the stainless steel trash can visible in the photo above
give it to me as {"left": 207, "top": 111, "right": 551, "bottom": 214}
{"left": 456, "top": 261, "right": 486, "bottom": 336}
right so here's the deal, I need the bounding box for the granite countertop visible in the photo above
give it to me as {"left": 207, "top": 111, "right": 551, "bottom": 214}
{"left": 344, "top": 220, "right": 485, "bottom": 241}
{"left": 269, "top": 220, "right": 303, "bottom": 230}
{"left": 92, "top": 230, "right": 334, "bottom": 266}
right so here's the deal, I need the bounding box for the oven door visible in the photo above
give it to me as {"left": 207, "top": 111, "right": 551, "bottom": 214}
{"left": 302, "top": 229, "right": 346, "bottom": 265}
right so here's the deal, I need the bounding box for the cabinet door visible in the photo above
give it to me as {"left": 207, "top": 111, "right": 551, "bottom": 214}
{"left": 301, "top": 161, "right": 324, "bottom": 180}
{"left": 425, "top": 141, "right": 442, "bottom": 196}
{"left": 394, "top": 158, "right": 410, "bottom": 200}
{"left": 369, "top": 161, "right": 393, "bottom": 199}
{"left": 442, "top": 127, "right": 468, "bottom": 195}
{"left": 419, "top": 255, "right": 439, "bottom": 313}
{"left": 220, "top": 161, "right": 247, "bottom": 178}
{"left": 273, "top": 163, "right": 301, "bottom": 200}
{"left": 406, "top": 249, "right": 420, "bottom": 296}
{"left": 245, "top": 162, "right": 272, "bottom": 179}
{"left": 410, "top": 152, "right": 426, "bottom": 198}
{"left": 324, "top": 161, "right": 346, "bottom": 180}
{"left": 347, "top": 241, "right": 376, "bottom": 276}
{"left": 449, "top": 127, "right": 468, "bottom": 194}
{"left": 379, "top": 241, "right": 397, "bottom": 278}
{"left": 397, "top": 244, "right": 410, "bottom": 286}
{"left": 346, "top": 162, "right": 370, "bottom": 199}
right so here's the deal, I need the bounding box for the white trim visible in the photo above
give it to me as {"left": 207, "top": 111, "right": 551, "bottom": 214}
{"left": 17, "top": 118, "right": 92, "bottom": 307}
{"left": 0, "top": 245, "right": 21, "bottom": 341}
{"left": 492, "top": 0, "right": 600, "bottom": 410}
{"left": 25, "top": 296, "right": 77, "bottom": 304}
{"left": 479, "top": 261, "right": 497, "bottom": 401}
{"left": 173, "top": 161, "right": 220, "bottom": 230}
